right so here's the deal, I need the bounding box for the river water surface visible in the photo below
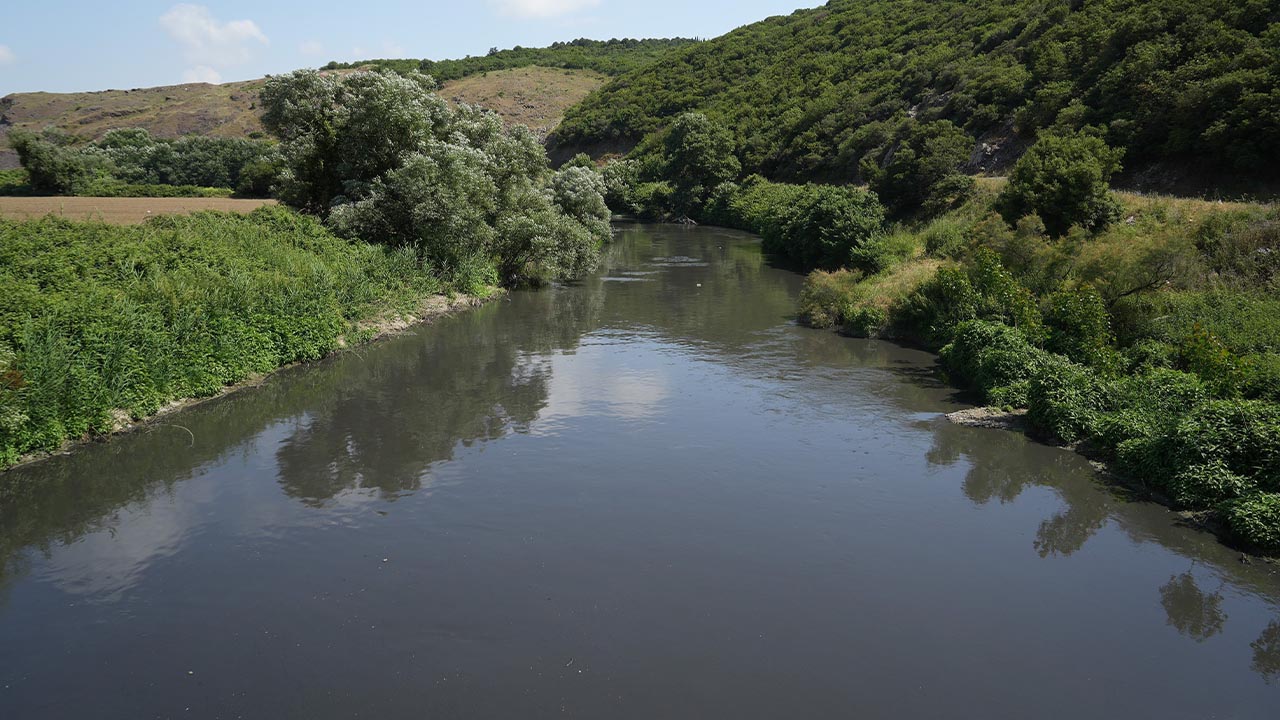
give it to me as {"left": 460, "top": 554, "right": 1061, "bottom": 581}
{"left": 1, "top": 223, "right": 1278, "bottom": 718}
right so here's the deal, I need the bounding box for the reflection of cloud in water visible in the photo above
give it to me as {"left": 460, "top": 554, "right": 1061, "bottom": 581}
{"left": 524, "top": 338, "right": 671, "bottom": 434}
{"left": 37, "top": 491, "right": 202, "bottom": 602}
{"left": 31, "top": 421, "right": 324, "bottom": 600}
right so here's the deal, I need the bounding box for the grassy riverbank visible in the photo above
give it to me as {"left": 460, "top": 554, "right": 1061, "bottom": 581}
{"left": 792, "top": 180, "right": 1280, "bottom": 555}
{"left": 0, "top": 206, "right": 474, "bottom": 468}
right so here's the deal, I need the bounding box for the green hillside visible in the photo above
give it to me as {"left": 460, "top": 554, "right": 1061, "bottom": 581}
{"left": 553, "top": 0, "right": 1280, "bottom": 192}
{"left": 325, "top": 38, "right": 698, "bottom": 81}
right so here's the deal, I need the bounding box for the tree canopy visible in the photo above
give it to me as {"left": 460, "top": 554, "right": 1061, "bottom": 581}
{"left": 553, "top": 0, "right": 1280, "bottom": 187}
{"left": 261, "top": 69, "right": 608, "bottom": 285}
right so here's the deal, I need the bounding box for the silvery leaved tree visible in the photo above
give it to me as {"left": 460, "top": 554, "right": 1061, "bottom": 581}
{"left": 260, "top": 69, "right": 608, "bottom": 285}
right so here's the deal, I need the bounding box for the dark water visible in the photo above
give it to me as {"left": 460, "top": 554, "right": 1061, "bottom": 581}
{"left": 1, "top": 223, "right": 1278, "bottom": 719}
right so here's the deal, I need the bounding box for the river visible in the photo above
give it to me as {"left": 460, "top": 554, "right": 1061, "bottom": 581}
{"left": 1, "top": 222, "right": 1277, "bottom": 718}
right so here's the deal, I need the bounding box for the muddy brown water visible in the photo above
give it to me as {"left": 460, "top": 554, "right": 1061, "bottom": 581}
{"left": 1, "top": 223, "right": 1278, "bottom": 719}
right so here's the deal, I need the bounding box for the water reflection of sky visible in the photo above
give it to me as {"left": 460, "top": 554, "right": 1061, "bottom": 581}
{"left": 526, "top": 335, "right": 673, "bottom": 436}
{"left": 27, "top": 420, "right": 385, "bottom": 602}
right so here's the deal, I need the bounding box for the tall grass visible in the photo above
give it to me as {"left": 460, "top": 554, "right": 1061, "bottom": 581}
{"left": 0, "top": 205, "right": 443, "bottom": 466}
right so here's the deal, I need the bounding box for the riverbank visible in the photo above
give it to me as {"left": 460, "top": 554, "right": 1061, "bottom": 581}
{"left": 632, "top": 167, "right": 1279, "bottom": 555}
{"left": 0, "top": 205, "right": 493, "bottom": 470}
{"left": 3, "top": 291, "right": 495, "bottom": 473}
{"left": 777, "top": 174, "right": 1280, "bottom": 556}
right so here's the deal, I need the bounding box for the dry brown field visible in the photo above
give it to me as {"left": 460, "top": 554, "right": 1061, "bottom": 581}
{"left": 438, "top": 66, "right": 609, "bottom": 138}
{"left": 0, "top": 197, "right": 277, "bottom": 224}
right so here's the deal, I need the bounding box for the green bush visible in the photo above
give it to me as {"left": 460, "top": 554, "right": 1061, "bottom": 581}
{"left": 8, "top": 128, "right": 107, "bottom": 194}
{"left": 843, "top": 306, "right": 887, "bottom": 338}
{"left": 661, "top": 112, "right": 741, "bottom": 215}
{"left": 997, "top": 131, "right": 1124, "bottom": 236}
{"left": 1043, "top": 286, "right": 1114, "bottom": 367}
{"left": 1092, "top": 369, "right": 1208, "bottom": 451}
{"left": 1168, "top": 400, "right": 1280, "bottom": 491}
{"left": 797, "top": 270, "right": 859, "bottom": 329}
{"left": 0, "top": 169, "right": 33, "bottom": 196}
{"left": 1221, "top": 493, "right": 1280, "bottom": 555}
{"left": 1242, "top": 354, "right": 1280, "bottom": 402}
{"left": 859, "top": 117, "right": 974, "bottom": 218}
{"left": 262, "top": 69, "right": 606, "bottom": 285}
{"left": 1168, "top": 461, "right": 1251, "bottom": 508}
{"left": 939, "top": 320, "right": 1052, "bottom": 405}
{"left": 1026, "top": 355, "right": 1106, "bottom": 443}
{"left": 1113, "top": 290, "right": 1280, "bottom": 356}
{"left": 899, "top": 252, "right": 1041, "bottom": 347}
{"left": 709, "top": 178, "right": 885, "bottom": 272}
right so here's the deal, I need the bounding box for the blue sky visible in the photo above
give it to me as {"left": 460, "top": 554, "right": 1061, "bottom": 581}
{"left": 0, "top": 1, "right": 817, "bottom": 94}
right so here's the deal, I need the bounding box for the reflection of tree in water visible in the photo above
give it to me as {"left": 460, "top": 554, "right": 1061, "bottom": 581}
{"left": 926, "top": 422, "right": 1113, "bottom": 557}
{"left": 274, "top": 281, "right": 604, "bottom": 506}
{"left": 1253, "top": 620, "right": 1280, "bottom": 682}
{"left": 1033, "top": 506, "right": 1108, "bottom": 558}
{"left": 1159, "top": 571, "right": 1227, "bottom": 642}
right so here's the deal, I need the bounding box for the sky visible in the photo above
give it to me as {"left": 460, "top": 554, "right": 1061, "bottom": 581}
{"left": 0, "top": 1, "right": 818, "bottom": 94}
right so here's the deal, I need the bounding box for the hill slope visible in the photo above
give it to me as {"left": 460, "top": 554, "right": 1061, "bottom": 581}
{"left": 1, "top": 67, "right": 612, "bottom": 169}
{"left": 325, "top": 38, "right": 698, "bottom": 81}
{"left": 0, "top": 37, "right": 695, "bottom": 168}
{"left": 0, "top": 80, "right": 265, "bottom": 168}
{"left": 552, "top": 0, "right": 1280, "bottom": 193}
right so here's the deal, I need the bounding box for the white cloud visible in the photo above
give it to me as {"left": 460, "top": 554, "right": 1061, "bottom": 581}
{"left": 491, "top": 0, "right": 601, "bottom": 19}
{"left": 0, "top": 44, "right": 14, "bottom": 66}
{"left": 183, "top": 65, "right": 222, "bottom": 84}
{"left": 160, "top": 4, "right": 267, "bottom": 76}
{"left": 299, "top": 39, "right": 324, "bottom": 56}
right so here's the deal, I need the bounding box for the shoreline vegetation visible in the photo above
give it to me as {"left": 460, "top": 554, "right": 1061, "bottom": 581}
{"left": 1, "top": 68, "right": 612, "bottom": 475}
{"left": 600, "top": 107, "right": 1279, "bottom": 557}
{"left": 1, "top": 282, "right": 493, "bottom": 473}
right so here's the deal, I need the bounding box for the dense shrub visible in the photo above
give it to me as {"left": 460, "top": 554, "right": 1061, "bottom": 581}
{"left": 860, "top": 117, "right": 975, "bottom": 218}
{"left": 661, "top": 112, "right": 741, "bottom": 215}
{"left": 1222, "top": 494, "right": 1280, "bottom": 555}
{"left": 1168, "top": 401, "right": 1280, "bottom": 491}
{"left": 8, "top": 128, "right": 107, "bottom": 194}
{"left": 601, "top": 159, "right": 640, "bottom": 214}
{"left": 997, "top": 132, "right": 1124, "bottom": 236}
{"left": 940, "top": 321, "right": 1052, "bottom": 406}
{"left": 898, "top": 252, "right": 1041, "bottom": 347}
{"left": 1168, "top": 461, "right": 1252, "bottom": 508}
{"left": 1043, "top": 286, "right": 1114, "bottom": 367}
{"left": 704, "top": 177, "right": 885, "bottom": 272}
{"left": 1026, "top": 355, "right": 1107, "bottom": 443}
{"left": 797, "top": 270, "right": 860, "bottom": 329}
{"left": 9, "top": 127, "right": 277, "bottom": 195}
{"left": 556, "top": 0, "right": 1280, "bottom": 185}
{"left": 1093, "top": 369, "right": 1208, "bottom": 451}
{"left": 0, "top": 207, "right": 445, "bottom": 466}
{"left": 332, "top": 37, "right": 699, "bottom": 82}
